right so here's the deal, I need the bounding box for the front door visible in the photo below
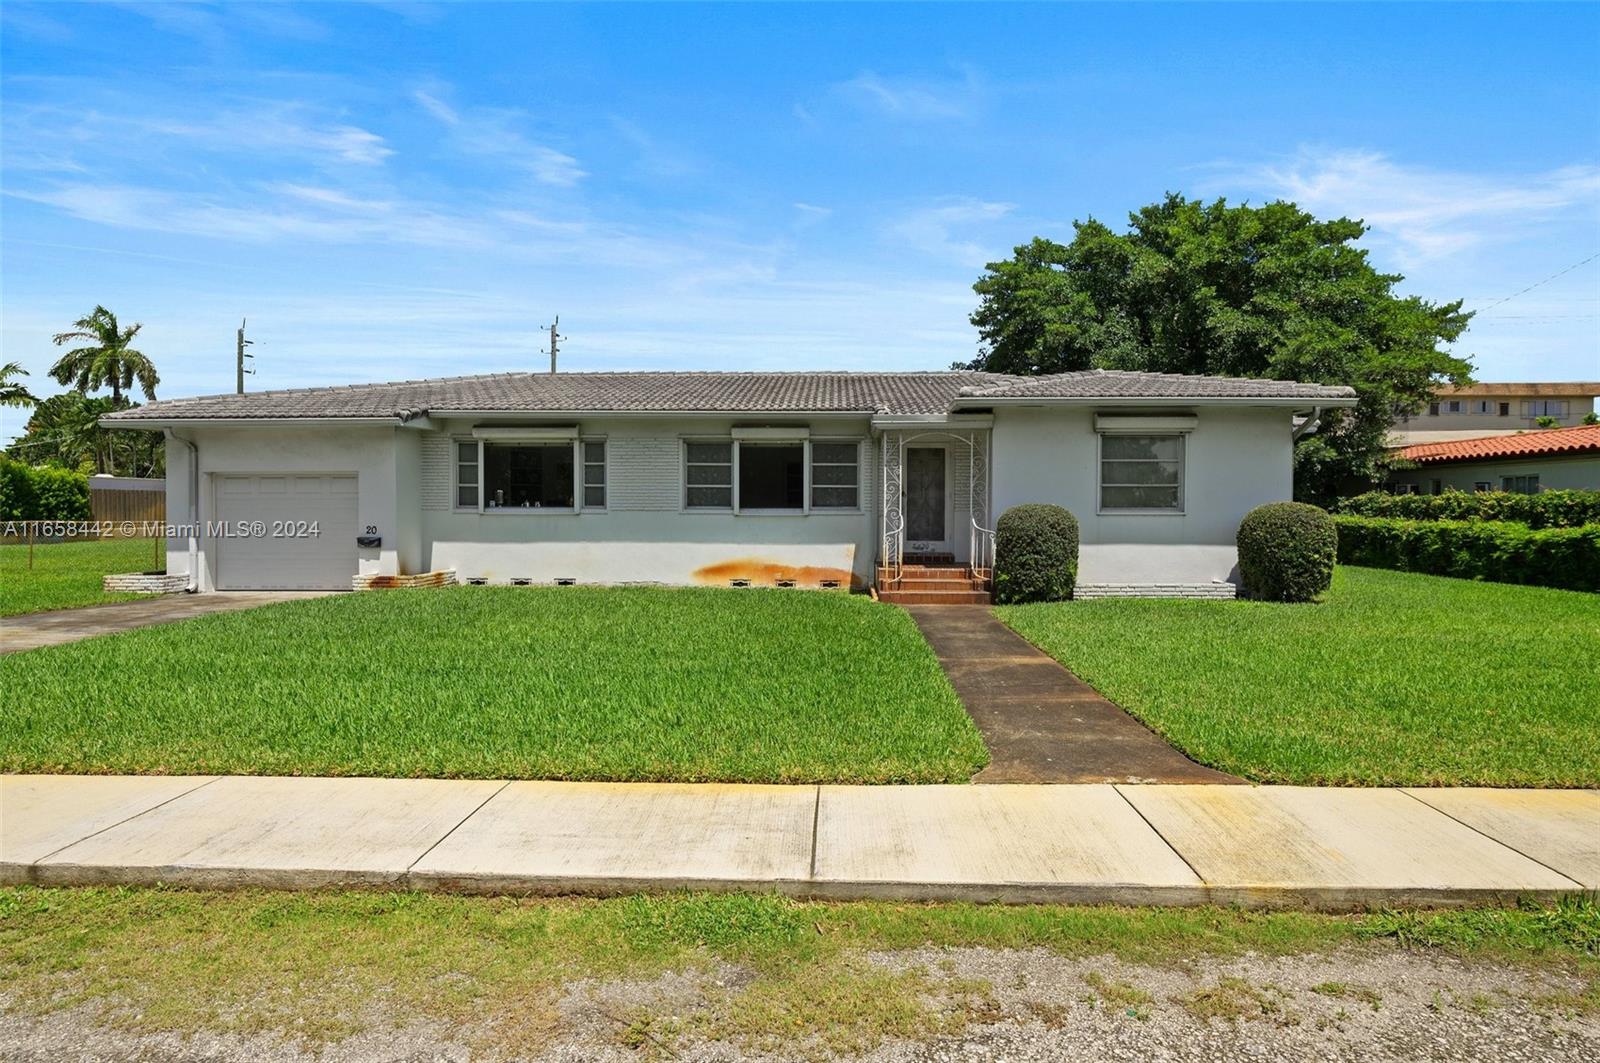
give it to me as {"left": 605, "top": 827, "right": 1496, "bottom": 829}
{"left": 904, "top": 446, "right": 950, "bottom": 554}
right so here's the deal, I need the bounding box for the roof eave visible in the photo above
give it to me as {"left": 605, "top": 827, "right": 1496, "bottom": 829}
{"left": 949, "top": 394, "right": 1358, "bottom": 409}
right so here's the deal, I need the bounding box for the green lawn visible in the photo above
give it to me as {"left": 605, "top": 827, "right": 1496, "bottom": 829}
{"left": 2, "top": 888, "right": 1594, "bottom": 1056}
{"left": 998, "top": 566, "right": 1600, "bottom": 787}
{"left": 0, "top": 538, "right": 167, "bottom": 617}
{"left": 0, "top": 586, "right": 985, "bottom": 783}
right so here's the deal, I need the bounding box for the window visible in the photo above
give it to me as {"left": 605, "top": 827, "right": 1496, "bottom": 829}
{"left": 582, "top": 441, "right": 606, "bottom": 508}
{"left": 685, "top": 442, "right": 733, "bottom": 508}
{"left": 1391, "top": 483, "right": 1421, "bottom": 495}
{"left": 1502, "top": 474, "right": 1540, "bottom": 495}
{"left": 1498, "top": 402, "right": 1511, "bottom": 417}
{"left": 1099, "top": 434, "right": 1182, "bottom": 511}
{"left": 1445, "top": 400, "right": 1464, "bottom": 414}
{"left": 1430, "top": 479, "right": 1443, "bottom": 495}
{"left": 1427, "top": 402, "right": 1440, "bottom": 416}
{"left": 1523, "top": 400, "right": 1570, "bottom": 419}
{"left": 455, "top": 441, "right": 479, "bottom": 509}
{"left": 1473, "top": 400, "right": 1494, "bottom": 415}
{"left": 1473, "top": 481, "right": 1493, "bottom": 492}
{"left": 811, "top": 441, "right": 860, "bottom": 509}
{"left": 739, "top": 443, "right": 804, "bottom": 509}
{"left": 484, "top": 442, "right": 574, "bottom": 509}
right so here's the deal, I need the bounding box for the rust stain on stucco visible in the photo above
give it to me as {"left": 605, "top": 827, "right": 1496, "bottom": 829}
{"left": 692, "top": 558, "right": 860, "bottom": 590}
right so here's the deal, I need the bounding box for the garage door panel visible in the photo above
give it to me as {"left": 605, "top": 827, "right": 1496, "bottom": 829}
{"left": 214, "top": 474, "right": 358, "bottom": 590}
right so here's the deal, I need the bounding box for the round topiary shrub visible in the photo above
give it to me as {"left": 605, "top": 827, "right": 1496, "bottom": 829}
{"left": 1236, "top": 501, "right": 1336, "bottom": 602}
{"left": 993, "top": 504, "right": 1079, "bottom": 604}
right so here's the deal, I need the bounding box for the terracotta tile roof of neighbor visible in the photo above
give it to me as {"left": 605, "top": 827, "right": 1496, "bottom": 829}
{"left": 102, "top": 370, "right": 1357, "bottom": 423}
{"left": 1396, "top": 424, "right": 1600, "bottom": 465}
{"left": 1434, "top": 381, "right": 1600, "bottom": 398}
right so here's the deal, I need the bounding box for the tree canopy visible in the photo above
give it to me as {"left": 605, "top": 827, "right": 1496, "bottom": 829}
{"left": 50, "top": 305, "right": 159, "bottom": 405}
{"left": 0, "top": 362, "right": 38, "bottom": 409}
{"left": 962, "top": 195, "right": 1474, "bottom": 501}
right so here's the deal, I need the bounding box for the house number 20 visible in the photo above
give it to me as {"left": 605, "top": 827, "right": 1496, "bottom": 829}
{"left": 365, "top": 525, "right": 378, "bottom": 534}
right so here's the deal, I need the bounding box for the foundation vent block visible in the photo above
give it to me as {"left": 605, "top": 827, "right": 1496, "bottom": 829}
{"left": 510, "top": 577, "right": 533, "bottom": 587}
{"left": 775, "top": 579, "right": 797, "bottom": 588}
{"left": 467, "top": 577, "right": 488, "bottom": 586}
{"left": 728, "top": 578, "right": 751, "bottom": 588}
{"left": 818, "top": 579, "right": 842, "bottom": 589}
{"left": 554, "top": 577, "right": 577, "bottom": 586}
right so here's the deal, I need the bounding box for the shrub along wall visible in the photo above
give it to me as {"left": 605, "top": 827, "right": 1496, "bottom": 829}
{"left": 1334, "top": 516, "right": 1600, "bottom": 593}
{"left": 0, "top": 457, "right": 93, "bottom": 522}
{"left": 993, "top": 504, "right": 1079, "bottom": 604}
{"left": 1236, "top": 501, "right": 1337, "bottom": 602}
{"left": 1335, "top": 489, "right": 1600, "bottom": 529}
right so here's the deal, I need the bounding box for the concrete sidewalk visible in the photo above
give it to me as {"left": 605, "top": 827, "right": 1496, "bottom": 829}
{"left": 2, "top": 775, "right": 1596, "bottom": 909}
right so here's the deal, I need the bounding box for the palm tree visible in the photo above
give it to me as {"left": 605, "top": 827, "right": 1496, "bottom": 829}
{"left": 50, "top": 306, "right": 159, "bottom": 404}
{"left": 0, "top": 362, "right": 38, "bottom": 409}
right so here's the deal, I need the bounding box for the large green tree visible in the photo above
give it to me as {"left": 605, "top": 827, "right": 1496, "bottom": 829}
{"left": 50, "top": 305, "right": 159, "bottom": 404}
{"left": 963, "top": 195, "right": 1474, "bottom": 501}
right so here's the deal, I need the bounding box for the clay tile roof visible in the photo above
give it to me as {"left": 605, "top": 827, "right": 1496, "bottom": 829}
{"left": 1434, "top": 382, "right": 1600, "bottom": 398}
{"left": 101, "top": 368, "right": 1354, "bottom": 424}
{"left": 955, "top": 368, "right": 1355, "bottom": 402}
{"left": 1395, "top": 424, "right": 1600, "bottom": 465}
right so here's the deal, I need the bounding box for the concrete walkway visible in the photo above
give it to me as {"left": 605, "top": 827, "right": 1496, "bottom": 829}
{"left": 1, "top": 592, "right": 336, "bottom": 654}
{"left": 4, "top": 775, "right": 1596, "bottom": 909}
{"left": 906, "top": 606, "right": 1239, "bottom": 784}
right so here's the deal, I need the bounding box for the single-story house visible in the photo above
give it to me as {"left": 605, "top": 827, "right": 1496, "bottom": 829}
{"left": 101, "top": 369, "right": 1355, "bottom": 600}
{"left": 1385, "top": 424, "right": 1600, "bottom": 496}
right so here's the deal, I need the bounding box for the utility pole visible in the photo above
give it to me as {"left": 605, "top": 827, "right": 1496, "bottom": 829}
{"left": 236, "top": 318, "right": 255, "bottom": 394}
{"left": 546, "top": 315, "right": 563, "bottom": 374}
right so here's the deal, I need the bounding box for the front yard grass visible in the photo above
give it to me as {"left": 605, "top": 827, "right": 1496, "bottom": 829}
{"left": 0, "top": 537, "right": 166, "bottom": 617}
{"left": 2, "top": 887, "right": 1594, "bottom": 1057}
{"left": 997, "top": 566, "right": 1600, "bottom": 787}
{"left": 0, "top": 585, "right": 985, "bottom": 783}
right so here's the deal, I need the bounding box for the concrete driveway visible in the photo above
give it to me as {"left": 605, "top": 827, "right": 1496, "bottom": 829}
{"left": 1, "top": 591, "right": 337, "bottom": 655}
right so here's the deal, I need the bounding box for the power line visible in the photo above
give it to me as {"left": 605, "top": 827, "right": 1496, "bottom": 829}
{"left": 1474, "top": 252, "right": 1600, "bottom": 316}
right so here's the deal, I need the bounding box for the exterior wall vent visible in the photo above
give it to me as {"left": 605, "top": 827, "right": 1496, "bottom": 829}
{"left": 818, "top": 579, "right": 842, "bottom": 589}
{"left": 728, "top": 578, "right": 751, "bottom": 588}
{"left": 510, "top": 577, "right": 533, "bottom": 586}
{"left": 467, "top": 577, "right": 488, "bottom": 586}
{"left": 554, "top": 577, "right": 577, "bottom": 586}
{"left": 775, "top": 579, "right": 796, "bottom": 588}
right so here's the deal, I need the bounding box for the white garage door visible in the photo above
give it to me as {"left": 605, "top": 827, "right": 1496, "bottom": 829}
{"left": 214, "top": 474, "right": 358, "bottom": 590}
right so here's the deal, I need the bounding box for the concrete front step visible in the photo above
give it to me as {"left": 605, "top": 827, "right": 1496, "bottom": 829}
{"left": 879, "top": 589, "right": 993, "bottom": 605}
{"left": 892, "top": 578, "right": 988, "bottom": 592}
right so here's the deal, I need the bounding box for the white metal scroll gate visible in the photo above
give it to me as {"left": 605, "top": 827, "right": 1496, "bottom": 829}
{"left": 879, "top": 429, "right": 992, "bottom": 588}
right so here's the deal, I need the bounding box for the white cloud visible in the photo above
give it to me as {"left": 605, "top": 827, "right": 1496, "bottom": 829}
{"left": 831, "top": 67, "right": 985, "bottom": 122}
{"left": 412, "top": 83, "right": 585, "bottom": 186}
{"left": 886, "top": 198, "right": 1016, "bottom": 263}
{"left": 1225, "top": 148, "right": 1600, "bottom": 264}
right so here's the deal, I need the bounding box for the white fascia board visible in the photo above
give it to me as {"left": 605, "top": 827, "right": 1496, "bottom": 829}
{"left": 433, "top": 409, "right": 870, "bottom": 421}
{"left": 98, "top": 416, "right": 404, "bottom": 430}
{"left": 870, "top": 414, "right": 996, "bottom": 429}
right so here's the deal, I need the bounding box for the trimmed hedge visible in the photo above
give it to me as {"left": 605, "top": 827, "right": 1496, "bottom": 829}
{"left": 1335, "top": 489, "right": 1600, "bottom": 529}
{"left": 1335, "top": 516, "right": 1600, "bottom": 593}
{"left": 993, "top": 504, "right": 1078, "bottom": 604}
{"left": 0, "top": 456, "right": 92, "bottom": 522}
{"left": 1236, "top": 502, "right": 1337, "bottom": 602}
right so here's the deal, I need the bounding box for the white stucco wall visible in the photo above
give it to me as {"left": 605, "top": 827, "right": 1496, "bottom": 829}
{"left": 421, "top": 415, "right": 880, "bottom": 588}
{"left": 989, "top": 405, "right": 1295, "bottom": 584}
{"left": 162, "top": 425, "right": 409, "bottom": 591}
{"left": 1386, "top": 454, "right": 1600, "bottom": 494}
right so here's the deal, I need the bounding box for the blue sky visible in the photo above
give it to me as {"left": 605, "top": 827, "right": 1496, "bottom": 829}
{"left": 3, "top": 1, "right": 1598, "bottom": 441}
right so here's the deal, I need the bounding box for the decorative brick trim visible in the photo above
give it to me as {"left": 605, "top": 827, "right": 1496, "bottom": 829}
{"left": 103, "top": 572, "right": 189, "bottom": 594}
{"left": 352, "top": 570, "right": 458, "bottom": 591}
{"left": 1074, "top": 582, "right": 1237, "bottom": 600}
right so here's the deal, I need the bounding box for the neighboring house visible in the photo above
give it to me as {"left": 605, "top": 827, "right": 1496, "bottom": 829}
{"left": 1390, "top": 382, "right": 1600, "bottom": 446}
{"left": 102, "top": 369, "right": 1354, "bottom": 599}
{"left": 1385, "top": 425, "right": 1600, "bottom": 495}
